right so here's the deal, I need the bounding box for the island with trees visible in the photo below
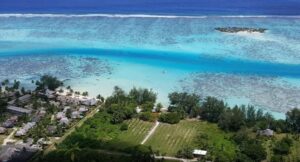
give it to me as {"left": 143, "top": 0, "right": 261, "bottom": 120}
{"left": 215, "top": 27, "right": 267, "bottom": 33}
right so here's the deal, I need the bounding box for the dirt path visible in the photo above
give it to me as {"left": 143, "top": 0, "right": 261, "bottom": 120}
{"left": 141, "top": 121, "right": 159, "bottom": 144}
{"left": 2, "top": 127, "right": 17, "bottom": 145}
{"left": 155, "top": 156, "right": 193, "bottom": 162}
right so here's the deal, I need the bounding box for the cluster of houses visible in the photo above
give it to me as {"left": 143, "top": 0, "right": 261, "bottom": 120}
{"left": 53, "top": 91, "right": 96, "bottom": 127}
{"left": 54, "top": 106, "right": 89, "bottom": 127}
{"left": 0, "top": 116, "right": 18, "bottom": 135}
{"left": 0, "top": 142, "right": 39, "bottom": 162}
{"left": 0, "top": 88, "right": 99, "bottom": 162}
{"left": 15, "top": 122, "right": 36, "bottom": 137}
{"left": 0, "top": 89, "right": 98, "bottom": 136}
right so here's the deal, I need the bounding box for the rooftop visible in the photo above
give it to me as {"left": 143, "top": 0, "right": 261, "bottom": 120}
{"left": 7, "top": 106, "right": 32, "bottom": 114}
{"left": 193, "top": 149, "right": 207, "bottom": 156}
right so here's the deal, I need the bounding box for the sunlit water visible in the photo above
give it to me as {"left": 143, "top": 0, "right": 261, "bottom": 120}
{"left": 1, "top": 15, "right": 300, "bottom": 119}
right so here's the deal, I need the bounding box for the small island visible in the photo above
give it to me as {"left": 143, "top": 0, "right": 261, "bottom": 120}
{"left": 215, "top": 27, "right": 267, "bottom": 33}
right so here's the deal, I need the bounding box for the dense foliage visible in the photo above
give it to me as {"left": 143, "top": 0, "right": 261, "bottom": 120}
{"left": 129, "top": 87, "right": 157, "bottom": 106}
{"left": 0, "top": 98, "right": 7, "bottom": 113}
{"left": 286, "top": 108, "right": 300, "bottom": 133}
{"left": 168, "top": 92, "right": 201, "bottom": 118}
{"left": 32, "top": 86, "right": 300, "bottom": 162}
{"left": 201, "top": 96, "right": 226, "bottom": 122}
{"left": 104, "top": 86, "right": 157, "bottom": 124}
{"left": 273, "top": 136, "right": 293, "bottom": 155}
{"left": 38, "top": 148, "right": 134, "bottom": 162}
{"left": 36, "top": 75, "right": 63, "bottom": 91}
{"left": 159, "top": 112, "right": 181, "bottom": 124}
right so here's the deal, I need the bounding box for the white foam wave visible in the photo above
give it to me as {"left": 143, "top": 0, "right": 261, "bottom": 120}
{"left": 0, "top": 13, "right": 299, "bottom": 19}
{"left": 0, "top": 13, "right": 205, "bottom": 18}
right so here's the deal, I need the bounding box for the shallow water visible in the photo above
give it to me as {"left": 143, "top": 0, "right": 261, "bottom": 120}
{"left": 1, "top": 15, "right": 300, "bottom": 119}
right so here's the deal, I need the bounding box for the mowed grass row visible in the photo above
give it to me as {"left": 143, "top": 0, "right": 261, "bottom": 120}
{"left": 117, "top": 118, "right": 155, "bottom": 145}
{"left": 145, "top": 120, "right": 236, "bottom": 157}
{"left": 145, "top": 120, "right": 199, "bottom": 156}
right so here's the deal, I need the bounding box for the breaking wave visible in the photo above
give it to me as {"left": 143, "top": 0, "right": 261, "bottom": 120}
{"left": 0, "top": 13, "right": 300, "bottom": 19}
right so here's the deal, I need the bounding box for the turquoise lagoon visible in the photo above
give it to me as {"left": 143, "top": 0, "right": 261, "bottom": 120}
{"left": 1, "top": 15, "right": 300, "bottom": 118}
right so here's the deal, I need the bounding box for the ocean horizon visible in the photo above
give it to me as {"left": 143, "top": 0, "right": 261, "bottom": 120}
{"left": 1, "top": 0, "right": 300, "bottom": 15}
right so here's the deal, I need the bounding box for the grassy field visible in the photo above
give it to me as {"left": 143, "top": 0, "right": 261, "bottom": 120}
{"left": 117, "top": 118, "right": 154, "bottom": 145}
{"left": 145, "top": 120, "right": 236, "bottom": 157}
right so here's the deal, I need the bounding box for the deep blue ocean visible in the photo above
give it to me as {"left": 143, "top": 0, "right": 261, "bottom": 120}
{"left": 1, "top": 0, "right": 300, "bottom": 15}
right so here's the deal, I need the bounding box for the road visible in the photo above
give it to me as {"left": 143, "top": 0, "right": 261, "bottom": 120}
{"left": 141, "top": 121, "right": 159, "bottom": 144}
{"left": 2, "top": 127, "right": 17, "bottom": 145}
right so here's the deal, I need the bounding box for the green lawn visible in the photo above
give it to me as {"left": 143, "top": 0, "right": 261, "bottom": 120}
{"left": 145, "top": 120, "right": 236, "bottom": 157}
{"left": 117, "top": 118, "right": 154, "bottom": 145}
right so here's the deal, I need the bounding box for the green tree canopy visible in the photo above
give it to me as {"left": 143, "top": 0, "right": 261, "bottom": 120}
{"left": 168, "top": 92, "right": 201, "bottom": 118}
{"left": 286, "top": 108, "right": 300, "bottom": 133}
{"left": 36, "top": 75, "right": 63, "bottom": 91}
{"left": 201, "top": 96, "right": 226, "bottom": 122}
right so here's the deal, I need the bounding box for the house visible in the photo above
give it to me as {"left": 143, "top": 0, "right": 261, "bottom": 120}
{"left": 47, "top": 125, "right": 57, "bottom": 135}
{"left": 7, "top": 106, "right": 32, "bottom": 116}
{"left": 193, "top": 149, "right": 207, "bottom": 156}
{"left": 8, "top": 94, "right": 31, "bottom": 105}
{"left": 71, "top": 111, "right": 82, "bottom": 119}
{"left": 2, "top": 120, "right": 14, "bottom": 128}
{"left": 45, "top": 89, "right": 56, "bottom": 99}
{"left": 59, "top": 117, "right": 69, "bottom": 125}
{"left": 56, "top": 112, "right": 65, "bottom": 120}
{"left": 38, "top": 110, "right": 46, "bottom": 117}
{"left": 78, "top": 106, "right": 88, "bottom": 113}
{"left": 31, "top": 116, "right": 41, "bottom": 123}
{"left": 15, "top": 122, "right": 36, "bottom": 137}
{"left": 57, "top": 95, "right": 80, "bottom": 105}
{"left": 18, "top": 94, "right": 31, "bottom": 103}
{"left": 10, "top": 116, "right": 18, "bottom": 122}
{"left": 81, "top": 98, "right": 97, "bottom": 106}
{"left": 49, "top": 101, "right": 60, "bottom": 107}
{"left": 0, "top": 145, "right": 17, "bottom": 162}
{"left": 258, "top": 129, "right": 274, "bottom": 137}
{"left": 2, "top": 116, "right": 18, "bottom": 128}
{"left": 63, "top": 106, "right": 71, "bottom": 113}
{"left": 0, "top": 127, "right": 7, "bottom": 134}
{"left": 0, "top": 144, "right": 39, "bottom": 162}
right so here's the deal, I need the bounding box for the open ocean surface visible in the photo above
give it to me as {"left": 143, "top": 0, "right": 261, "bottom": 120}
{"left": 1, "top": 0, "right": 300, "bottom": 118}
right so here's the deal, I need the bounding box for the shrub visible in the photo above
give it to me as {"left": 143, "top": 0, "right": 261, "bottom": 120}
{"left": 120, "top": 123, "right": 128, "bottom": 131}
{"left": 139, "top": 112, "right": 151, "bottom": 121}
{"left": 273, "top": 137, "right": 293, "bottom": 155}
{"left": 159, "top": 112, "right": 181, "bottom": 124}
{"left": 176, "top": 146, "right": 194, "bottom": 159}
